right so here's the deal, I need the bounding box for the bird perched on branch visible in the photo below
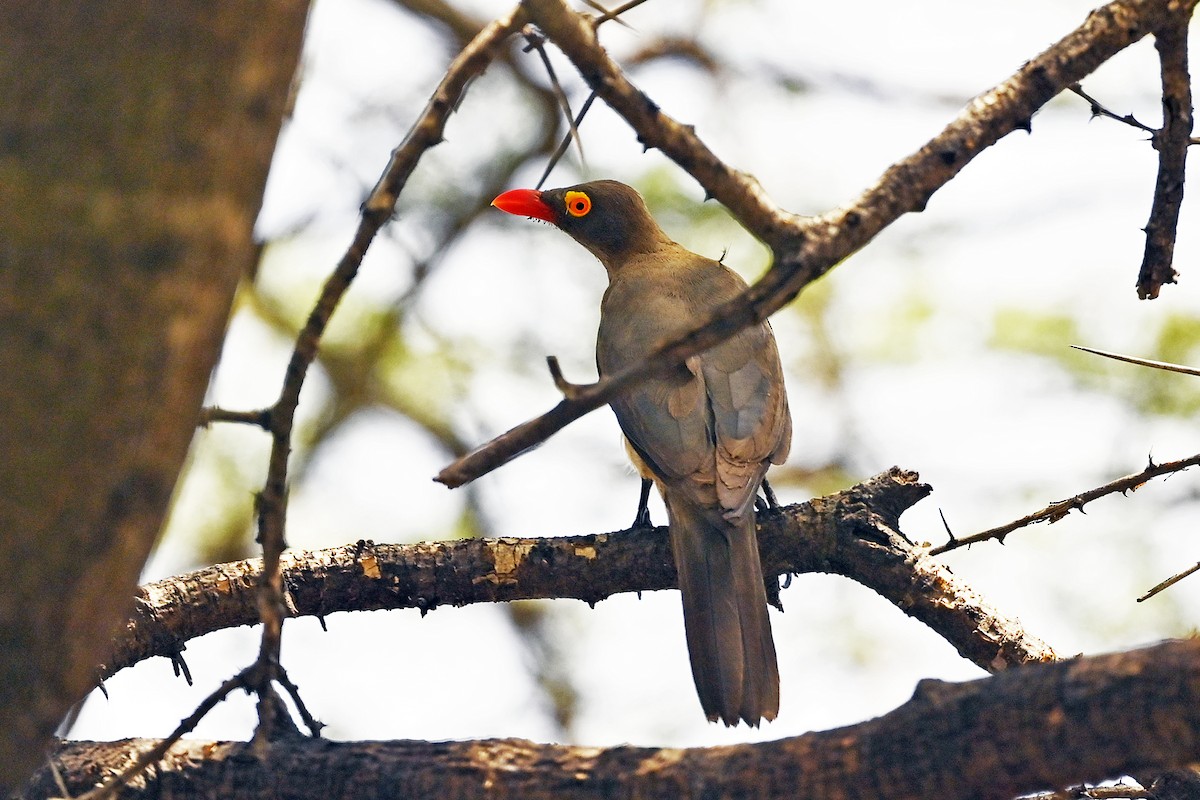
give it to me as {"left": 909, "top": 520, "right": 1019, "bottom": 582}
{"left": 492, "top": 180, "right": 792, "bottom": 726}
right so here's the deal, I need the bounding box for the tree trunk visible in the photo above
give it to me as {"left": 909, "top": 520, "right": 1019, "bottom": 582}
{"left": 0, "top": 1, "right": 309, "bottom": 791}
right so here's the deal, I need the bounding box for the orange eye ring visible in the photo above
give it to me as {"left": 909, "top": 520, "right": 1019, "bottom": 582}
{"left": 564, "top": 191, "right": 592, "bottom": 218}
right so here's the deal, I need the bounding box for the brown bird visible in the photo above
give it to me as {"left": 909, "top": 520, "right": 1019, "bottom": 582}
{"left": 492, "top": 180, "right": 791, "bottom": 726}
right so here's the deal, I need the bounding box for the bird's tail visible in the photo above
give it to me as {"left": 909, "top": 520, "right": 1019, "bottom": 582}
{"left": 665, "top": 490, "right": 779, "bottom": 726}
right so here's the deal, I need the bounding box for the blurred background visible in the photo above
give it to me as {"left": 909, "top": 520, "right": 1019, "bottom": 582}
{"left": 74, "top": 0, "right": 1200, "bottom": 748}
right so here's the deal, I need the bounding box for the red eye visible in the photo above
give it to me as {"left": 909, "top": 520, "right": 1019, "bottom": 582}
{"left": 564, "top": 191, "right": 592, "bottom": 218}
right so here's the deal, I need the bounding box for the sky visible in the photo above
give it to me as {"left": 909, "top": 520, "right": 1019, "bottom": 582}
{"left": 72, "top": 0, "right": 1200, "bottom": 751}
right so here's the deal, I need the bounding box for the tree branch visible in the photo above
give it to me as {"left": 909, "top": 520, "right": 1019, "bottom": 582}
{"left": 931, "top": 451, "right": 1200, "bottom": 556}
{"left": 436, "top": 0, "right": 1176, "bottom": 488}
{"left": 245, "top": 4, "right": 527, "bottom": 744}
{"left": 1136, "top": 4, "right": 1195, "bottom": 299}
{"left": 99, "top": 469, "right": 1053, "bottom": 685}
{"left": 35, "top": 639, "right": 1200, "bottom": 800}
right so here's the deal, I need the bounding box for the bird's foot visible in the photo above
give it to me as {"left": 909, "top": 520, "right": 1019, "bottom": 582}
{"left": 757, "top": 478, "right": 782, "bottom": 514}
{"left": 631, "top": 477, "right": 654, "bottom": 528}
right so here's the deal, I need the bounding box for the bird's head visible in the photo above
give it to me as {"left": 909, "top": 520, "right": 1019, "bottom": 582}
{"left": 492, "top": 180, "right": 669, "bottom": 267}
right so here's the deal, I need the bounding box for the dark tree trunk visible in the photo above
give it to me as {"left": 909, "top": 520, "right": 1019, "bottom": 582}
{"left": 0, "top": 1, "right": 310, "bottom": 790}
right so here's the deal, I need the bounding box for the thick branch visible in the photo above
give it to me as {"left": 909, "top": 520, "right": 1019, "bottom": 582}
{"left": 436, "top": 0, "right": 1174, "bottom": 488}
{"left": 36, "top": 639, "right": 1200, "bottom": 800}
{"left": 100, "top": 469, "right": 1053, "bottom": 684}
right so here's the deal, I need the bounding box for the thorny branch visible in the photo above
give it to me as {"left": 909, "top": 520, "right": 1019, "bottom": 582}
{"left": 931, "top": 451, "right": 1200, "bottom": 556}
{"left": 246, "top": 4, "right": 529, "bottom": 750}
{"left": 436, "top": 0, "right": 1187, "bottom": 488}
{"left": 101, "top": 470, "right": 1053, "bottom": 683}
{"left": 1070, "top": 83, "right": 1159, "bottom": 135}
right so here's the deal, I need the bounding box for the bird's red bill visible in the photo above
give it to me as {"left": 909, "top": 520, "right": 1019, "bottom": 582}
{"left": 492, "top": 188, "right": 557, "bottom": 224}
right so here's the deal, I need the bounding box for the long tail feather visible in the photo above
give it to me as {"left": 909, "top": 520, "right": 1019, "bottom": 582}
{"left": 666, "top": 491, "right": 779, "bottom": 726}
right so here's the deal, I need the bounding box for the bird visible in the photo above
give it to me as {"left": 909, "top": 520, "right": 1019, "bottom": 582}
{"left": 491, "top": 180, "right": 792, "bottom": 726}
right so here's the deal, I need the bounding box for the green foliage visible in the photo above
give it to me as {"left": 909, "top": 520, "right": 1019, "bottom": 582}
{"left": 990, "top": 307, "right": 1080, "bottom": 362}
{"left": 992, "top": 307, "right": 1200, "bottom": 417}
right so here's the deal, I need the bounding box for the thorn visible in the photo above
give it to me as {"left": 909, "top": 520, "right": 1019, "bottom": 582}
{"left": 170, "top": 650, "right": 193, "bottom": 685}
{"left": 938, "top": 508, "right": 957, "bottom": 542}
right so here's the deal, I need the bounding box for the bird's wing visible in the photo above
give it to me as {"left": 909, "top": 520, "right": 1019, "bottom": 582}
{"left": 608, "top": 355, "right": 712, "bottom": 482}
{"left": 700, "top": 321, "right": 791, "bottom": 518}
{"left": 600, "top": 261, "right": 791, "bottom": 517}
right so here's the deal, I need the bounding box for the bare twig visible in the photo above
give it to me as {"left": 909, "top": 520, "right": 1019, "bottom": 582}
{"left": 536, "top": 91, "right": 597, "bottom": 188}
{"left": 589, "top": 0, "right": 652, "bottom": 27}
{"left": 436, "top": 0, "right": 1173, "bottom": 489}
{"left": 931, "top": 452, "right": 1200, "bottom": 556}
{"left": 1072, "top": 344, "right": 1200, "bottom": 376}
{"left": 546, "top": 355, "right": 588, "bottom": 399}
{"left": 197, "top": 406, "right": 272, "bottom": 430}
{"left": 522, "top": 27, "right": 588, "bottom": 171}
{"left": 1140, "top": 561, "right": 1200, "bottom": 601}
{"left": 1070, "top": 83, "right": 1158, "bottom": 134}
{"left": 1136, "top": 6, "right": 1194, "bottom": 299}
{"left": 73, "top": 668, "right": 252, "bottom": 800}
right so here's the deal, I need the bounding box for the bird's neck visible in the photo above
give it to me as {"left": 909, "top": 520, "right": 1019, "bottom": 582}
{"left": 596, "top": 236, "right": 682, "bottom": 281}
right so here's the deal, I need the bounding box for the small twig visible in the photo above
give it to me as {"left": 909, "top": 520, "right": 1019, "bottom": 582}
{"left": 931, "top": 452, "right": 1200, "bottom": 555}
{"left": 535, "top": 90, "right": 597, "bottom": 189}
{"left": 580, "top": 0, "right": 634, "bottom": 30}
{"left": 1139, "top": 560, "right": 1200, "bottom": 602}
{"left": 522, "top": 27, "right": 587, "bottom": 172}
{"left": 275, "top": 667, "right": 325, "bottom": 737}
{"left": 48, "top": 756, "right": 71, "bottom": 800}
{"left": 1071, "top": 344, "right": 1200, "bottom": 376}
{"left": 197, "top": 406, "right": 272, "bottom": 430}
{"left": 1069, "top": 83, "right": 1158, "bottom": 134}
{"left": 589, "top": 0, "right": 651, "bottom": 26}
{"left": 937, "top": 508, "right": 956, "bottom": 543}
{"left": 546, "top": 355, "right": 591, "bottom": 400}
{"left": 73, "top": 668, "right": 252, "bottom": 800}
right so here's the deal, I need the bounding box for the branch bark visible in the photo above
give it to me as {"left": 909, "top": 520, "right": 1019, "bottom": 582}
{"left": 1136, "top": 2, "right": 1195, "bottom": 298}
{"left": 100, "top": 469, "right": 1053, "bottom": 685}
{"left": 30, "top": 639, "right": 1200, "bottom": 800}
